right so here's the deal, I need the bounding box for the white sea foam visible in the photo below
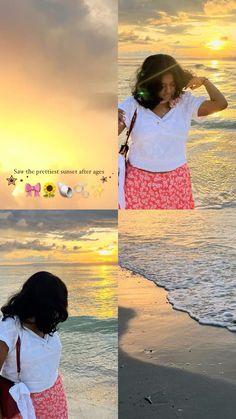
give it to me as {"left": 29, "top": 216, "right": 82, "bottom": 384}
{"left": 119, "top": 210, "right": 236, "bottom": 332}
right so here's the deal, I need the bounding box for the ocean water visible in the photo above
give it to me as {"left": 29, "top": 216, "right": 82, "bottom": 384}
{"left": 0, "top": 263, "right": 117, "bottom": 417}
{"left": 119, "top": 210, "right": 236, "bottom": 332}
{"left": 119, "top": 57, "right": 236, "bottom": 208}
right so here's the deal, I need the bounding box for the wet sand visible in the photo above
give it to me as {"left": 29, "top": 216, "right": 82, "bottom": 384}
{"left": 119, "top": 267, "right": 236, "bottom": 419}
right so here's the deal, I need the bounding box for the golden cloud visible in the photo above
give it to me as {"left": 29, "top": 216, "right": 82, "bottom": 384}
{"left": 204, "top": 0, "right": 236, "bottom": 15}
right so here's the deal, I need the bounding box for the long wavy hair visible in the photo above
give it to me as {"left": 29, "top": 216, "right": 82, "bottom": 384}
{"left": 1, "top": 271, "right": 68, "bottom": 334}
{"left": 132, "top": 54, "right": 194, "bottom": 109}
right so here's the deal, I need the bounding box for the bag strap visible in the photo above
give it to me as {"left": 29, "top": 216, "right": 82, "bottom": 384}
{"left": 126, "top": 108, "right": 137, "bottom": 143}
{"left": 16, "top": 337, "right": 21, "bottom": 374}
{"left": 119, "top": 109, "right": 137, "bottom": 156}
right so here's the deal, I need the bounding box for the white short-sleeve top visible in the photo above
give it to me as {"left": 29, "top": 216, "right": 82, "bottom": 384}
{"left": 0, "top": 316, "right": 61, "bottom": 393}
{"left": 119, "top": 91, "right": 207, "bottom": 172}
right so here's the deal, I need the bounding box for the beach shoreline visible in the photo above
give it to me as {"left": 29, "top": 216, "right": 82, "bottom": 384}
{"left": 119, "top": 267, "right": 236, "bottom": 419}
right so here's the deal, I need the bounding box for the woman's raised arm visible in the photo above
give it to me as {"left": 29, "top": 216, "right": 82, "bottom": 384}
{"left": 184, "top": 76, "right": 228, "bottom": 116}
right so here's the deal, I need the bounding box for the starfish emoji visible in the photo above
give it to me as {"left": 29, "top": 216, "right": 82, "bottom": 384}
{"left": 100, "top": 176, "right": 107, "bottom": 183}
{"left": 6, "top": 175, "right": 17, "bottom": 186}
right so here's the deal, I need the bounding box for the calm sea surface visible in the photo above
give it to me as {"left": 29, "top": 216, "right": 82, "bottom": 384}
{"left": 119, "top": 57, "right": 236, "bottom": 208}
{"left": 119, "top": 210, "right": 236, "bottom": 332}
{"left": 0, "top": 263, "right": 117, "bottom": 417}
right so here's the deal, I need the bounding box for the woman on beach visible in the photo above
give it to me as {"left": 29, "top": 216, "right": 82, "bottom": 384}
{"left": 0, "top": 271, "right": 68, "bottom": 419}
{"left": 118, "top": 54, "right": 228, "bottom": 209}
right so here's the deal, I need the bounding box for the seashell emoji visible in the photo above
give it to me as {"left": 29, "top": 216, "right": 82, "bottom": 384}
{"left": 58, "top": 182, "right": 73, "bottom": 198}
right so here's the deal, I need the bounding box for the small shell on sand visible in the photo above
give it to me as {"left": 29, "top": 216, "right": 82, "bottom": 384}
{"left": 144, "top": 396, "right": 153, "bottom": 404}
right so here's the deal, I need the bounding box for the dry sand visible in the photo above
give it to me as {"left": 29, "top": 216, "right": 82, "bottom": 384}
{"left": 119, "top": 267, "right": 236, "bottom": 419}
{"left": 68, "top": 398, "right": 117, "bottom": 419}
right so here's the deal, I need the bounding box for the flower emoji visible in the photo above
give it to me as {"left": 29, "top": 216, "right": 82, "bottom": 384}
{"left": 43, "top": 182, "right": 56, "bottom": 198}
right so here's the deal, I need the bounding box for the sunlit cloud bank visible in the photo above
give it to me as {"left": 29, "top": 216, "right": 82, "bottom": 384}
{"left": 119, "top": 0, "right": 236, "bottom": 59}
{"left": 0, "top": 210, "right": 117, "bottom": 265}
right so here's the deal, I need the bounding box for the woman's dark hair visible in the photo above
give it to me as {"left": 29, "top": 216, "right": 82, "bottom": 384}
{"left": 132, "top": 54, "right": 194, "bottom": 109}
{"left": 1, "top": 271, "right": 68, "bottom": 334}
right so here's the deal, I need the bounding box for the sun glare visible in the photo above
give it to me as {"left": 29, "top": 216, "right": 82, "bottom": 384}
{"left": 98, "top": 249, "right": 113, "bottom": 256}
{"left": 206, "top": 40, "right": 225, "bottom": 50}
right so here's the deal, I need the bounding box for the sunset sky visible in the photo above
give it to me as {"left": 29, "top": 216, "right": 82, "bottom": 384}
{"left": 0, "top": 210, "right": 117, "bottom": 265}
{"left": 0, "top": 0, "right": 117, "bottom": 209}
{"left": 119, "top": 0, "right": 236, "bottom": 59}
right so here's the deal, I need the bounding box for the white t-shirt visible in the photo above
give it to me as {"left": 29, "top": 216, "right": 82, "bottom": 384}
{"left": 119, "top": 92, "right": 207, "bottom": 172}
{"left": 0, "top": 316, "right": 61, "bottom": 393}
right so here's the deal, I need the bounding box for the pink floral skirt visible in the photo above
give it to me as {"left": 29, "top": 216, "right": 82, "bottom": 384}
{"left": 9, "top": 374, "right": 68, "bottom": 419}
{"left": 125, "top": 162, "right": 195, "bottom": 209}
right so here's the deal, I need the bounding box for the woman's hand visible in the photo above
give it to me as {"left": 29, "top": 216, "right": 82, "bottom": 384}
{"left": 169, "top": 97, "right": 180, "bottom": 108}
{"left": 184, "top": 77, "right": 207, "bottom": 90}
{"left": 118, "top": 108, "right": 126, "bottom": 135}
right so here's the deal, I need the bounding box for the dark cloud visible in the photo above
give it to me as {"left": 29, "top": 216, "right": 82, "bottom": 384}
{"left": 119, "top": 0, "right": 204, "bottom": 24}
{"left": 119, "top": 1, "right": 236, "bottom": 35}
{"left": 73, "top": 245, "right": 81, "bottom": 251}
{"left": 119, "top": 32, "right": 143, "bottom": 43}
{"left": 61, "top": 231, "right": 99, "bottom": 242}
{"left": 179, "top": 12, "right": 234, "bottom": 22}
{"left": 119, "top": 32, "right": 156, "bottom": 44}
{"left": 157, "top": 24, "right": 193, "bottom": 34}
{"left": 0, "top": 239, "right": 55, "bottom": 252}
{"left": 0, "top": 211, "right": 117, "bottom": 234}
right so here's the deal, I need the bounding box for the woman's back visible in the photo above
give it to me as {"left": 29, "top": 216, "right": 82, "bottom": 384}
{"left": 0, "top": 316, "right": 61, "bottom": 393}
